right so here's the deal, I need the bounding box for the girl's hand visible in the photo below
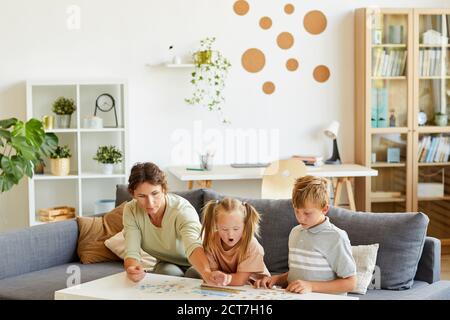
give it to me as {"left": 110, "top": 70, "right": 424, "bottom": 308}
{"left": 210, "top": 271, "right": 232, "bottom": 286}
{"left": 286, "top": 280, "right": 312, "bottom": 294}
{"left": 253, "top": 276, "right": 276, "bottom": 289}
{"left": 126, "top": 265, "right": 145, "bottom": 283}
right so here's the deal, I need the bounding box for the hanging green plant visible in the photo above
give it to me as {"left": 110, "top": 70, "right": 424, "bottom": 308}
{"left": 185, "top": 37, "right": 232, "bottom": 123}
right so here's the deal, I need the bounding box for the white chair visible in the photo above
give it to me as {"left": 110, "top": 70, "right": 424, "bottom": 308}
{"left": 261, "top": 159, "right": 307, "bottom": 199}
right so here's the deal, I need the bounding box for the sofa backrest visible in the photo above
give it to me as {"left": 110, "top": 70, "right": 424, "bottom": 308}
{"left": 0, "top": 220, "right": 79, "bottom": 280}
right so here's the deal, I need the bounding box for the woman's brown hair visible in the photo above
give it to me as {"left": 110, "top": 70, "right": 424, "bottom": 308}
{"left": 127, "top": 162, "right": 168, "bottom": 195}
{"left": 201, "top": 198, "right": 261, "bottom": 263}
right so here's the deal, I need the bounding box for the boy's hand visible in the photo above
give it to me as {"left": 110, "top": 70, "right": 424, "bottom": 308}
{"left": 253, "top": 276, "right": 276, "bottom": 289}
{"left": 286, "top": 280, "right": 312, "bottom": 294}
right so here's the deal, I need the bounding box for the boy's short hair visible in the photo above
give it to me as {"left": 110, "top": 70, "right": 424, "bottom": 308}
{"left": 292, "top": 175, "right": 330, "bottom": 209}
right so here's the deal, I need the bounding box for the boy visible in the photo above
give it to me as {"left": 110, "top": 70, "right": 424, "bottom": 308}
{"left": 254, "top": 176, "right": 356, "bottom": 294}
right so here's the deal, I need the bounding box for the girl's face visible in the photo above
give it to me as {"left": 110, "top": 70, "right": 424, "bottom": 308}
{"left": 133, "top": 182, "right": 165, "bottom": 215}
{"left": 216, "top": 210, "right": 245, "bottom": 249}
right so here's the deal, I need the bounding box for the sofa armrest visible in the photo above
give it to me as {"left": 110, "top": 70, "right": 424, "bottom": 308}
{"left": 0, "top": 220, "right": 79, "bottom": 280}
{"left": 415, "top": 237, "right": 441, "bottom": 284}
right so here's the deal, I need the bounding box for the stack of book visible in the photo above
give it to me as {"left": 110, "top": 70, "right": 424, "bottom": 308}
{"left": 419, "top": 49, "right": 449, "bottom": 77}
{"left": 371, "top": 87, "right": 389, "bottom": 128}
{"left": 372, "top": 49, "right": 407, "bottom": 77}
{"left": 292, "top": 155, "right": 324, "bottom": 167}
{"left": 418, "top": 135, "right": 450, "bottom": 163}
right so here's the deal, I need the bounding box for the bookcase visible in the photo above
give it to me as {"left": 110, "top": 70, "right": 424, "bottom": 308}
{"left": 26, "top": 80, "right": 129, "bottom": 226}
{"left": 355, "top": 8, "right": 450, "bottom": 250}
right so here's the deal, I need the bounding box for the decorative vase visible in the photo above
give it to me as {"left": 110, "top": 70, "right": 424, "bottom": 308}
{"left": 34, "top": 160, "right": 45, "bottom": 174}
{"left": 57, "top": 114, "right": 71, "bottom": 128}
{"left": 42, "top": 115, "right": 54, "bottom": 130}
{"left": 101, "top": 163, "right": 114, "bottom": 175}
{"left": 435, "top": 114, "right": 448, "bottom": 126}
{"left": 50, "top": 158, "right": 70, "bottom": 176}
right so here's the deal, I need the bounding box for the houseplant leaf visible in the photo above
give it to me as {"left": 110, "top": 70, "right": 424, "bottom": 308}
{"left": 0, "top": 118, "right": 17, "bottom": 129}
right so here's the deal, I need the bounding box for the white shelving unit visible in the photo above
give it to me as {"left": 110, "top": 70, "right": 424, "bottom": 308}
{"left": 26, "top": 80, "right": 129, "bottom": 226}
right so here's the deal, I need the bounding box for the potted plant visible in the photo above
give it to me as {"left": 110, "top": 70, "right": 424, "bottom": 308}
{"left": 49, "top": 145, "right": 72, "bottom": 176}
{"left": 34, "top": 157, "right": 46, "bottom": 174}
{"left": 52, "top": 97, "right": 76, "bottom": 128}
{"left": 93, "top": 145, "right": 123, "bottom": 175}
{"left": 185, "top": 37, "right": 232, "bottom": 123}
{"left": 0, "top": 118, "right": 58, "bottom": 192}
{"left": 434, "top": 112, "right": 448, "bottom": 126}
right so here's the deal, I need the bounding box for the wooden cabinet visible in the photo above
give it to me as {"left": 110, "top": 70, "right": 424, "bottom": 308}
{"left": 355, "top": 8, "right": 450, "bottom": 248}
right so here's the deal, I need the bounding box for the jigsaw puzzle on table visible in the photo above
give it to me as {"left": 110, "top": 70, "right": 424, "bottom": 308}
{"left": 136, "top": 275, "right": 320, "bottom": 300}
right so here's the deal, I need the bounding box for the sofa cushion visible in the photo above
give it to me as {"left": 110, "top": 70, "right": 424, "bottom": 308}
{"left": 328, "top": 207, "right": 429, "bottom": 290}
{"left": 0, "top": 262, "right": 124, "bottom": 300}
{"left": 202, "top": 189, "right": 297, "bottom": 274}
{"left": 115, "top": 184, "right": 204, "bottom": 214}
{"left": 0, "top": 220, "right": 79, "bottom": 281}
{"left": 76, "top": 202, "right": 126, "bottom": 264}
{"left": 350, "top": 280, "right": 450, "bottom": 300}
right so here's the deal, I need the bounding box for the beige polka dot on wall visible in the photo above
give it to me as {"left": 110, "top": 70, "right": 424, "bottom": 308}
{"left": 263, "top": 82, "right": 276, "bottom": 95}
{"left": 242, "top": 48, "right": 266, "bottom": 73}
{"left": 277, "top": 32, "right": 294, "bottom": 50}
{"left": 304, "top": 10, "right": 327, "bottom": 35}
{"left": 313, "top": 65, "right": 330, "bottom": 83}
{"left": 286, "top": 58, "right": 299, "bottom": 71}
{"left": 233, "top": 0, "right": 249, "bottom": 16}
{"left": 284, "top": 4, "right": 295, "bottom": 15}
{"left": 259, "top": 17, "right": 272, "bottom": 30}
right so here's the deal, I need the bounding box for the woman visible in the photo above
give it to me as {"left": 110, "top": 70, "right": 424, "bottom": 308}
{"left": 123, "top": 162, "right": 226, "bottom": 284}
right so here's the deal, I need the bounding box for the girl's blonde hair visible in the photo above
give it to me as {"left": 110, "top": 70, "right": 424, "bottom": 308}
{"left": 201, "top": 198, "right": 261, "bottom": 263}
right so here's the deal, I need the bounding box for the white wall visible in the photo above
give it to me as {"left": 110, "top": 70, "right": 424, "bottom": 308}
{"left": 1, "top": 0, "right": 449, "bottom": 231}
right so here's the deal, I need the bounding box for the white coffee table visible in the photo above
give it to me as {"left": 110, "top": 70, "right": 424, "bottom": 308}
{"left": 54, "top": 272, "right": 358, "bottom": 300}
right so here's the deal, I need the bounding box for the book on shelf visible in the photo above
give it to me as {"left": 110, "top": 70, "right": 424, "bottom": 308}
{"left": 418, "top": 135, "right": 449, "bottom": 163}
{"left": 371, "top": 191, "right": 403, "bottom": 198}
{"left": 372, "top": 49, "right": 407, "bottom": 77}
{"left": 420, "top": 49, "right": 445, "bottom": 77}
{"left": 292, "top": 155, "right": 324, "bottom": 167}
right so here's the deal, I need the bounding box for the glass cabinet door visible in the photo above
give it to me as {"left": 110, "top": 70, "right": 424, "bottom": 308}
{"left": 416, "top": 12, "right": 450, "bottom": 241}
{"left": 369, "top": 11, "right": 412, "bottom": 212}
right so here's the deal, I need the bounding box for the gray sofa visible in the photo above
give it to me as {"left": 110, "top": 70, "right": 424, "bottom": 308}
{"left": 0, "top": 186, "right": 449, "bottom": 300}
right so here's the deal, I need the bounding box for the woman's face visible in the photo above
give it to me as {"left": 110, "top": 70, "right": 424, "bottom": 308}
{"left": 133, "top": 182, "right": 165, "bottom": 215}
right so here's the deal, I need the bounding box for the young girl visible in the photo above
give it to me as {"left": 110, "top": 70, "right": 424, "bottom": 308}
{"left": 201, "top": 198, "right": 270, "bottom": 286}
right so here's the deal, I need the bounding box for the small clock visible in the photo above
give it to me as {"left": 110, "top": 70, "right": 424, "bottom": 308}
{"left": 418, "top": 111, "right": 427, "bottom": 126}
{"left": 96, "top": 93, "right": 115, "bottom": 112}
{"left": 94, "top": 93, "right": 118, "bottom": 127}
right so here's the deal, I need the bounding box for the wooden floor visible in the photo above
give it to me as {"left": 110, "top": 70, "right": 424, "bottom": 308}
{"left": 442, "top": 255, "right": 450, "bottom": 280}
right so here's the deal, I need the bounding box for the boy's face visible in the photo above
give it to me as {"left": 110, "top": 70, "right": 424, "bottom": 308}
{"left": 294, "top": 202, "right": 329, "bottom": 229}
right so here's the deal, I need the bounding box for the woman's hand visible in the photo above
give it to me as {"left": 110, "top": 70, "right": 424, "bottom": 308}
{"left": 126, "top": 265, "right": 145, "bottom": 283}
{"left": 286, "top": 280, "right": 312, "bottom": 294}
{"left": 253, "top": 276, "right": 277, "bottom": 289}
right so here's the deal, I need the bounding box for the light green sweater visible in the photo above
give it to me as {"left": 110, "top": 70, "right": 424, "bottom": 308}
{"left": 123, "top": 193, "right": 203, "bottom": 267}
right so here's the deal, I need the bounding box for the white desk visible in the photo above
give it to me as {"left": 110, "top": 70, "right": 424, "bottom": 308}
{"left": 168, "top": 164, "right": 378, "bottom": 211}
{"left": 55, "top": 272, "right": 358, "bottom": 300}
